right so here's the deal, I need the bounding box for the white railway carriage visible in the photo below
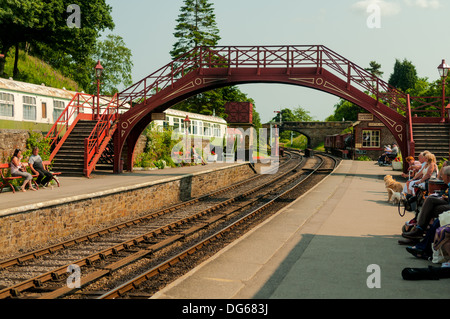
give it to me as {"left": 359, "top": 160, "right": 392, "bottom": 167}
{"left": 152, "top": 109, "right": 227, "bottom": 139}
{"left": 0, "top": 78, "right": 228, "bottom": 139}
{"left": 0, "top": 77, "right": 82, "bottom": 131}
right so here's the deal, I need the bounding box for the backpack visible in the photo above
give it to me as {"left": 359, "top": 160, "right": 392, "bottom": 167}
{"left": 398, "top": 193, "right": 417, "bottom": 217}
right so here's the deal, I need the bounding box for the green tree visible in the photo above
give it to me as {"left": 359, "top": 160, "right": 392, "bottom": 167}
{"left": 0, "top": 0, "right": 114, "bottom": 82}
{"left": 325, "top": 99, "right": 364, "bottom": 122}
{"left": 170, "top": 0, "right": 221, "bottom": 59}
{"left": 91, "top": 34, "right": 133, "bottom": 95}
{"left": 365, "top": 60, "right": 384, "bottom": 79}
{"left": 388, "top": 58, "right": 418, "bottom": 92}
{"left": 170, "top": 0, "right": 261, "bottom": 125}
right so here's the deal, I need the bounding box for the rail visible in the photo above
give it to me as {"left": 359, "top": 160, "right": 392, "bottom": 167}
{"left": 46, "top": 93, "right": 95, "bottom": 160}
{"left": 118, "top": 45, "right": 443, "bottom": 118}
{"left": 84, "top": 93, "right": 119, "bottom": 177}
{"left": 98, "top": 153, "right": 338, "bottom": 299}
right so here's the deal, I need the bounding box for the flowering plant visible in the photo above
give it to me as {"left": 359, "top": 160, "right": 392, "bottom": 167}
{"left": 394, "top": 157, "right": 401, "bottom": 162}
{"left": 211, "top": 151, "right": 216, "bottom": 155}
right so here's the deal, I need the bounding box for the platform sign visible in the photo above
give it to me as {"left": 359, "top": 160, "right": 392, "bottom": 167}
{"left": 358, "top": 113, "right": 373, "bottom": 121}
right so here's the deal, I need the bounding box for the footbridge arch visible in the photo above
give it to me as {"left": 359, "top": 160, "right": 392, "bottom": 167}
{"left": 114, "top": 45, "right": 413, "bottom": 172}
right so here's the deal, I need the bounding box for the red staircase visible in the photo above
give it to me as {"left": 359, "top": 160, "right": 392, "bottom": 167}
{"left": 46, "top": 93, "right": 124, "bottom": 177}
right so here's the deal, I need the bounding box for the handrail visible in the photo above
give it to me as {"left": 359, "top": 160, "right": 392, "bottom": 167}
{"left": 46, "top": 93, "right": 96, "bottom": 161}
{"left": 118, "top": 45, "right": 444, "bottom": 119}
{"left": 84, "top": 93, "right": 120, "bottom": 177}
{"left": 406, "top": 94, "right": 415, "bottom": 158}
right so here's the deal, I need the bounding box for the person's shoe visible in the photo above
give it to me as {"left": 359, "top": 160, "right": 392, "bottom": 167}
{"left": 398, "top": 238, "right": 420, "bottom": 245}
{"left": 402, "top": 226, "right": 424, "bottom": 239}
{"left": 406, "top": 246, "right": 429, "bottom": 260}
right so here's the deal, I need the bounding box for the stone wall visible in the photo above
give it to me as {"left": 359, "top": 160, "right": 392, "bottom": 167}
{"left": 0, "top": 163, "right": 256, "bottom": 258}
{"left": 0, "top": 129, "right": 29, "bottom": 162}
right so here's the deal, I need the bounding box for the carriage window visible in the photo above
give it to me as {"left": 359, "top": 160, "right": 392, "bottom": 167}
{"left": 362, "top": 130, "right": 380, "bottom": 148}
{"left": 213, "top": 124, "right": 221, "bottom": 137}
{"left": 0, "top": 92, "right": 14, "bottom": 117}
{"left": 53, "top": 100, "right": 65, "bottom": 122}
{"left": 203, "top": 122, "right": 211, "bottom": 136}
{"left": 23, "top": 96, "right": 36, "bottom": 121}
{"left": 173, "top": 118, "right": 180, "bottom": 130}
{"left": 192, "top": 120, "right": 199, "bottom": 135}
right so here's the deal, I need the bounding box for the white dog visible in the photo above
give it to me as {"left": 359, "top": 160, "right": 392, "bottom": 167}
{"left": 387, "top": 188, "right": 401, "bottom": 205}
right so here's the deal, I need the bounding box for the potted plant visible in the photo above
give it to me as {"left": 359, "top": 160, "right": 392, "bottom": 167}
{"left": 207, "top": 151, "right": 218, "bottom": 162}
{"left": 392, "top": 156, "right": 403, "bottom": 171}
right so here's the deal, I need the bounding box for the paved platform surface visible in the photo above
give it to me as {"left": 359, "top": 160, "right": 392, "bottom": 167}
{"left": 0, "top": 162, "right": 242, "bottom": 216}
{"left": 152, "top": 160, "right": 449, "bottom": 299}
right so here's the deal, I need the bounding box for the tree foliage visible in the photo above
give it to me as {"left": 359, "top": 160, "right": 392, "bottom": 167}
{"left": 170, "top": 0, "right": 221, "bottom": 60}
{"left": 91, "top": 34, "right": 133, "bottom": 95}
{"left": 170, "top": 0, "right": 260, "bottom": 126}
{"left": 0, "top": 0, "right": 114, "bottom": 78}
{"left": 388, "top": 58, "right": 418, "bottom": 92}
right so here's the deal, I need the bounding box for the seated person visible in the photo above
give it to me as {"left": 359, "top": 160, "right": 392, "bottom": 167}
{"left": 401, "top": 156, "right": 422, "bottom": 179}
{"left": 404, "top": 151, "right": 428, "bottom": 194}
{"left": 406, "top": 152, "right": 436, "bottom": 195}
{"left": 28, "top": 147, "right": 53, "bottom": 187}
{"left": 377, "top": 145, "right": 392, "bottom": 165}
{"left": 10, "top": 149, "right": 37, "bottom": 192}
{"left": 437, "top": 160, "right": 450, "bottom": 180}
{"left": 385, "top": 143, "right": 399, "bottom": 163}
{"left": 403, "top": 165, "right": 450, "bottom": 240}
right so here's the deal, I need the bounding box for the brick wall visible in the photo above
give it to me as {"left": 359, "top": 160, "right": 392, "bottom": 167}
{"left": 0, "top": 163, "right": 256, "bottom": 258}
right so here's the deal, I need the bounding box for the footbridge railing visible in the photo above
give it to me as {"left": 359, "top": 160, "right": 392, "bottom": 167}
{"left": 118, "top": 45, "right": 444, "bottom": 119}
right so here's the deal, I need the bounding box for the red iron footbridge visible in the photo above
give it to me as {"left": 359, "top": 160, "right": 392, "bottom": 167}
{"left": 46, "top": 45, "right": 448, "bottom": 177}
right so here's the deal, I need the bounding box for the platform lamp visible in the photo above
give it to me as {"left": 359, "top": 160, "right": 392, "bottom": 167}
{"left": 94, "top": 60, "right": 104, "bottom": 120}
{"left": 437, "top": 59, "right": 450, "bottom": 121}
{"left": 184, "top": 115, "right": 191, "bottom": 162}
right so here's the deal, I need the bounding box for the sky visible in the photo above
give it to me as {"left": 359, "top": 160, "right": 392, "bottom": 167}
{"left": 103, "top": 0, "right": 450, "bottom": 123}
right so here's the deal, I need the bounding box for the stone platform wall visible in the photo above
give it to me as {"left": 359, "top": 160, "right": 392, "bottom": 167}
{"left": 0, "top": 163, "right": 256, "bottom": 258}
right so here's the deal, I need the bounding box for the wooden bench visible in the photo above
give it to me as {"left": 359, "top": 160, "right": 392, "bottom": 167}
{"left": 0, "top": 162, "right": 39, "bottom": 193}
{"left": 0, "top": 161, "right": 61, "bottom": 193}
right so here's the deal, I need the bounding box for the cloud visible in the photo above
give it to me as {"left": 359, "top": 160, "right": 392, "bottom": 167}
{"left": 403, "top": 0, "right": 441, "bottom": 9}
{"left": 352, "top": 0, "right": 402, "bottom": 16}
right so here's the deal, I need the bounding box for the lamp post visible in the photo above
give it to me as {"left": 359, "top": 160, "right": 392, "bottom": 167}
{"left": 94, "top": 60, "right": 103, "bottom": 120}
{"left": 274, "top": 110, "right": 282, "bottom": 125}
{"left": 184, "top": 115, "right": 191, "bottom": 162}
{"left": 437, "top": 59, "right": 450, "bottom": 121}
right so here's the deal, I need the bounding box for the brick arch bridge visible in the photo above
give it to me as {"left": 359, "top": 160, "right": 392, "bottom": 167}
{"left": 113, "top": 45, "right": 434, "bottom": 173}
{"left": 276, "top": 121, "right": 355, "bottom": 149}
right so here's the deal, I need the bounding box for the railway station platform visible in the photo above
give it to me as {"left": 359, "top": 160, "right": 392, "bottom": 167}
{"left": 0, "top": 161, "right": 257, "bottom": 258}
{"left": 152, "top": 160, "right": 449, "bottom": 299}
{"left": 0, "top": 162, "right": 246, "bottom": 215}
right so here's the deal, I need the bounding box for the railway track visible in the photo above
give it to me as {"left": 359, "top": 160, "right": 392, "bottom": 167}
{"left": 96, "top": 152, "right": 339, "bottom": 299}
{"left": 0, "top": 149, "right": 323, "bottom": 299}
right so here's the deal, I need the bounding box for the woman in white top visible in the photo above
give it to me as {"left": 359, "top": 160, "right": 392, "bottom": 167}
{"left": 10, "top": 149, "right": 36, "bottom": 192}
{"left": 407, "top": 152, "right": 437, "bottom": 195}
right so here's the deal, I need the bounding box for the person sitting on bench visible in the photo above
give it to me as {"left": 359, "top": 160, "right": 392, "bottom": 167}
{"left": 11, "top": 149, "right": 36, "bottom": 192}
{"left": 29, "top": 147, "right": 53, "bottom": 188}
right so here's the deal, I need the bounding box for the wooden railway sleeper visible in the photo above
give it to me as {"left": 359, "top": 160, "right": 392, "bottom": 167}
{"left": 0, "top": 152, "right": 300, "bottom": 274}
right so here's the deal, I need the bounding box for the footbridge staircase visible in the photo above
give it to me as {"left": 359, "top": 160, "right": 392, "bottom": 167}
{"left": 46, "top": 45, "right": 450, "bottom": 177}
{"left": 46, "top": 93, "right": 126, "bottom": 177}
